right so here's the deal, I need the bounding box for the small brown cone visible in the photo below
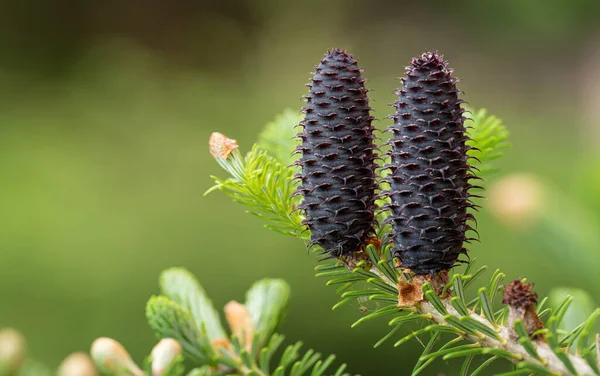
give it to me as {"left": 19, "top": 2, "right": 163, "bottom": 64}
{"left": 502, "top": 280, "right": 545, "bottom": 340}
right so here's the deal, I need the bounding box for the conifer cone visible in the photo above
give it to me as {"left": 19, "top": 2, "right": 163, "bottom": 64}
{"left": 383, "top": 51, "right": 478, "bottom": 275}
{"left": 295, "top": 49, "right": 377, "bottom": 257}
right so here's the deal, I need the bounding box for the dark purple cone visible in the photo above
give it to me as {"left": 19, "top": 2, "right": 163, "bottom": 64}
{"left": 382, "top": 51, "right": 478, "bottom": 275}
{"left": 295, "top": 48, "right": 377, "bottom": 257}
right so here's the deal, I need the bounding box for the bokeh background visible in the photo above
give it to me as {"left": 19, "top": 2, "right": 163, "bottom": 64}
{"left": 2, "top": 1, "right": 600, "bottom": 375}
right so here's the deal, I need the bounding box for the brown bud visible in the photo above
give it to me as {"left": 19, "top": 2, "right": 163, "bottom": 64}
{"left": 57, "top": 353, "right": 98, "bottom": 376}
{"left": 397, "top": 272, "right": 449, "bottom": 307}
{"left": 224, "top": 301, "right": 253, "bottom": 351}
{"left": 0, "top": 328, "right": 26, "bottom": 373}
{"left": 503, "top": 280, "right": 545, "bottom": 340}
{"left": 397, "top": 277, "right": 423, "bottom": 307}
{"left": 209, "top": 132, "right": 238, "bottom": 159}
{"left": 502, "top": 280, "right": 538, "bottom": 309}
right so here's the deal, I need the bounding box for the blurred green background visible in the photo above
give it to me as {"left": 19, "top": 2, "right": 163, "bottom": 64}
{"left": 2, "top": 1, "right": 600, "bottom": 374}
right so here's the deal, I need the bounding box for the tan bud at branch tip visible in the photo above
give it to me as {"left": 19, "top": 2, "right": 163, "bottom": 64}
{"left": 224, "top": 301, "right": 254, "bottom": 351}
{"left": 150, "top": 338, "right": 182, "bottom": 376}
{"left": 57, "top": 352, "right": 98, "bottom": 376}
{"left": 90, "top": 337, "right": 143, "bottom": 376}
{"left": 0, "top": 328, "right": 26, "bottom": 373}
{"left": 209, "top": 132, "right": 238, "bottom": 159}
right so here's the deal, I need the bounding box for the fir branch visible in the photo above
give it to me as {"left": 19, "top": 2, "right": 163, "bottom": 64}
{"left": 226, "top": 333, "right": 349, "bottom": 376}
{"left": 205, "top": 144, "right": 305, "bottom": 238}
{"left": 245, "top": 279, "right": 291, "bottom": 350}
{"left": 316, "top": 257, "right": 599, "bottom": 376}
{"left": 146, "top": 295, "right": 218, "bottom": 367}
{"left": 207, "top": 105, "right": 600, "bottom": 375}
{"left": 146, "top": 268, "right": 352, "bottom": 376}
{"left": 206, "top": 106, "right": 507, "bottom": 242}
{"left": 160, "top": 268, "right": 227, "bottom": 341}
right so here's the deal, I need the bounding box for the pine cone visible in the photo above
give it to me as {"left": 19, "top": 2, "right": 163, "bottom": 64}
{"left": 295, "top": 48, "right": 377, "bottom": 257}
{"left": 383, "top": 51, "right": 478, "bottom": 275}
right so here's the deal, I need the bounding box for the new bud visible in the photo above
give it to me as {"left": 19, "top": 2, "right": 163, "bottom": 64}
{"left": 0, "top": 328, "right": 26, "bottom": 373}
{"left": 150, "top": 338, "right": 182, "bottom": 376}
{"left": 90, "top": 337, "right": 143, "bottom": 376}
{"left": 224, "top": 301, "right": 254, "bottom": 351}
{"left": 57, "top": 352, "right": 98, "bottom": 376}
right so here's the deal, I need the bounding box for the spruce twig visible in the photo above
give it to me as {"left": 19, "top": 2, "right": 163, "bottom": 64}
{"left": 206, "top": 47, "right": 600, "bottom": 375}
{"left": 343, "top": 261, "right": 596, "bottom": 375}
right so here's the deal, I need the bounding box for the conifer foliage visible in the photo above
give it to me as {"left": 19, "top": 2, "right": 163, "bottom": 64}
{"left": 205, "top": 49, "right": 600, "bottom": 376}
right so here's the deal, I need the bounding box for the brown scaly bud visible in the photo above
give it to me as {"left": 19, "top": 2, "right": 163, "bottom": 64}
{"left": 502, "top": 279, "right": 538, "bottom": 309}
{"left": 503, "top": 280, "right": 545, "bottom": 340}
{"left": 397, "top": 270, "right": 449, "bottom": 307}
{"left": 397, "top": 277, "right": 423, "bottom": 307}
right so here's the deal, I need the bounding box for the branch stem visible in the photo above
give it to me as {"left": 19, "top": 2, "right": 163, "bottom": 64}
{"left": 366, "top": 266, "right": 595, "bottom": 375}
